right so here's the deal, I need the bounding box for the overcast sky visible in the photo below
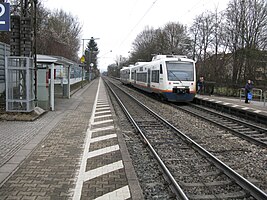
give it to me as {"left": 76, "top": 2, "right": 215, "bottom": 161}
{"left": 43, "top": 0, "right": 229, "bottom": 72}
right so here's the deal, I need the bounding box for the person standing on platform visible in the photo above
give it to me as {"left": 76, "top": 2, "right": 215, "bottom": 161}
{"left": 245, "top": 79, "right": 253, "bottom": 103}
{"left": 197, "top": 76, "right": 204, "bottom": 94}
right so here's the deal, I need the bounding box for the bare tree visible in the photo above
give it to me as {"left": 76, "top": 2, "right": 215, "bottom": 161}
{"left": 191, "top": 11, "right": 215, "bottom": 64}
{"left": 225, "top": 0, "right": 267, "bottom": 84}
{"left": 130, "top": 22, "right": 191, "bottom": 64}
{"left": 40, "top": 9, "right": 82, "bottom": 61}
{"left": 190, "top": 11, "right": 221, "bottom": 83}
{"left": 190, "top": 0, "right": 267, "bottom": 87}
{"left": 0, "top": 1, "right": 83, "bottom": 62}
{"left": 161, "top": 22, "right": 191, "bottom": 55}
{"left": 130, "top": 26, "right": 157, "bottom": 62}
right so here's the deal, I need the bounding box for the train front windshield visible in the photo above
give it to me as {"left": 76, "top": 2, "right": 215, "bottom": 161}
{"left": 166, "top": 61, "right": 194, "bottom": 81}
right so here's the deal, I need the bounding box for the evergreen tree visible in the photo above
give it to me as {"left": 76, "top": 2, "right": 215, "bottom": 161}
{"left": 85, "top": 37, "right": 99, "bottom": 69}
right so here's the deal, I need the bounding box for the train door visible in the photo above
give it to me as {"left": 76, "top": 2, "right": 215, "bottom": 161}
{"left": 134, "top": 70, "right": 136, "bottom": 84}
{"left": 147, "top": 69, "right": 151, "bottom": 87}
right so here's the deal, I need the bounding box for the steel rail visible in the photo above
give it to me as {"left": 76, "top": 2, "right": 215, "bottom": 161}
{"left": 175, "top": 103, "right": 267, "bottom": 148}
{"left": 190, "top": 103, "right": 267, "bottom": 132}
{"left": 104, "top": 79, "right": 189, "bottom": 200}
{"left": 105, "top": 78, "right": 267, "bottom": 200}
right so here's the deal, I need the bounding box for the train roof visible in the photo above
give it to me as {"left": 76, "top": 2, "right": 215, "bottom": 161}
{"left": 152, "top": 54, "right": 187, "bottom": 61}
{"left": 120, "top": 55, "right": 195, "bottom": 72}
{"left": 152, "top": 54, "right": 195, "bottom": 62}
{"left": 121, "top": 66, "right": 131, "bottom": 70}
{"left": 134, "top": 62, "right": 149, "bottom": 66}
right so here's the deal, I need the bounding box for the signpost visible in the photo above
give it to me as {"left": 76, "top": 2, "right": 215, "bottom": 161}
{"left": 0, "top": 3, "right": 10, "bottom": 31}
{"left": 80, "top": 56, "right": 85, "bottom": 88}
{"left": 80, "top": 55, "right": 85, "bottom": 64}
{"left": 89, "top": 63, "right": 94, "bottom": 81}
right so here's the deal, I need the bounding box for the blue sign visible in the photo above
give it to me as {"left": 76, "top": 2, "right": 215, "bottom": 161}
{"left": 0, "top": 3, "right": 10, "bottom": 31}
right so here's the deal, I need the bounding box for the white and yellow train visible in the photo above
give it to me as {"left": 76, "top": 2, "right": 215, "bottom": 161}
{"left": 120, "top": 55, "right": 196, "bottom": 102}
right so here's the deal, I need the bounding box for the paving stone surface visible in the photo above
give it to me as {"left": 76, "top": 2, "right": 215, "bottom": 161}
{"left": 0, "top": 78, "right": 144, "bottom": 200}
{"left": 0, "top": 80, "right": 97, "bottom": 199}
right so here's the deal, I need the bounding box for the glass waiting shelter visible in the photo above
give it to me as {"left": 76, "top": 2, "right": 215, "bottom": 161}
{"left": 37, "top": 55, "right": 75, "bottom": 111}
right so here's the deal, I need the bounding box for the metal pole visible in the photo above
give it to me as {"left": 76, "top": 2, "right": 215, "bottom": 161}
{"left": 81, "top": 38, "right": 91, "bottom": 82}
{"left": 50, "top": 63, "right": 55, "bottom": 111}
{"left": 81, "top": 64, "right": 84, "bottom": 88}
{"left": 33, "top": 0, "right": 37, "bottom": 104}
{"left": 82, "top": 39, "right": 85, "bottom": 55}
{"left": 89, "top": 48, "right": 92, "bottom": 82}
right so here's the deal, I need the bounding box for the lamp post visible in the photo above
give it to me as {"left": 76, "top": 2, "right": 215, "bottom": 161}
{"left": 82, "top": 38, "right": 91, "bottom": 55}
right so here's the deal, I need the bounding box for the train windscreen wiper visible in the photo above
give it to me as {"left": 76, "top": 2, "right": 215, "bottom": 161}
{"left": 169, "top": 70, "right": 182, "bottom": 83}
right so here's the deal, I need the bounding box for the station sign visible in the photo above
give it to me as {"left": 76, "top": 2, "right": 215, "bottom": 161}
{"left": 80, "top": 55, "right": 85, "bottom": 63}
{"left": 0, "top": 3, "right": 10, "bottom": 31}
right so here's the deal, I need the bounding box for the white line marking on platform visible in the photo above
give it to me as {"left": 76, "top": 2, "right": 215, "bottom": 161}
{"left": 97, "top": 101, "right": 108, "bottom": 104}
{"left": 232, "top": 104, "right": 239, "bottom": 107}
{"left": 241, "top": 107, "right": 250, "bottom": 110}
{"left": 254, "top": 110, "right": 262, "bottom": 113}
{"left": 92, "top": 119, "right": 113, "bottom": 125}
{"left": 87, "top": 145, "right": 120, "bottom": 159}
{"left": 95, "top": 110, "right": 111, "bottom": 115}
{"left": 216, "top": 101, "right": 222, "bottom": 103}
{"left": 96, "top": 104, "right": 109, "bottom": 106}
{"left": 94, "top": 114, "right": 112, "bottom": 119}
{"left": 73, "top": 78, "right": 101, "bottom": 200}
{"left": 96, "top": 101, "right": 109, "bottom": 106}
{"left": 209, "top": 99, "right": 215, "bottom": 101}
{"left": 91, "top": 126, "right": 114, "bottom": 133}
{"left": 97, "top": 103, "right": 108, "bottom": 106}
{"left": 223, "top": 103, "right": 230, "bottom": 105}
{"left": 203, "top": 98, "right": 209, "bottom": 100}
{"left": 96, "top": 107, "right": 109, "bottom": 110}
{"left": 83, "top": 160, "right": 124, "bottom": 181}
{"left": 90, "top": 134, "right": 117, "bottom": 143}
{"left": 96, "top": 107, "right": 110, "bottom": 110}
{"left": 94, "top": 185, "right": 131, "bottom": 200}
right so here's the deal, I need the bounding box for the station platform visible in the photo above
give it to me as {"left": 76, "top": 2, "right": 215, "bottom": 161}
{"left": 0, "top": 78, "right": 143, "bottom": 200}
{"left": 194, "top": 94, "right": 267, "bottom": 123}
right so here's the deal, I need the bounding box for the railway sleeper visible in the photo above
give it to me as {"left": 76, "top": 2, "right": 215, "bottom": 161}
{"left": 234, "top": 128, "right": 253, "bottom": 132}
{"left": 222, "top": 123, "right": 238, "bottom": 127}
{"left": 180, "top": 180, "right": 233, "bottom": 187}
{"left": 175, "top": 170, "right": 221, "bottom": 177}
{"left": 138, "top": 125, "right": 166, "bottom": 130}
{"left": 188, "top": 191, "right": 249, "bottom": 200}
{"left": 243, "top": 130, "right": 261, "bottom": 134}
{"left": 245, "top": 133, "right": 266, "bottom": 138}
{"left": 229, "top": 125, "right": 245, "bottom": 129}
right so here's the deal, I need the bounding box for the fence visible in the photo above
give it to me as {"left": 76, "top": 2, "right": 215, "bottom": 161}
{"left": 5, "top": 57, "right": 35, "bottom": 112}
{"left": 264, "top": 91, "right": 267, "bottom": 106}
{"left": 239, "top": 88, "right": 263, "bottom": 102}
{"left": 0, "top": 42, "right": 10, "bottom": 93}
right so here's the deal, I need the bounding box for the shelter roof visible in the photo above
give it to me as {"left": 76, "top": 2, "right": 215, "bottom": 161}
{"left": 37, "top": 54, "right": 57, "bottom": 64}
{"left": 37, "top": 54, "right": 78, "bottom": 66}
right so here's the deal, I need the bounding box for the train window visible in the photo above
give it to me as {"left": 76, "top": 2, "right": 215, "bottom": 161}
{"left": 137, "top": 72, "right": 147, "bottom": 82}
{"left": 160, "top": 64, "right": 163, "bottom": 74}
{"left": 152, "top": 70, "right": 159, "bottom": 83}
{"left": 166, "top": 61, "right": 194, "bottom": 81}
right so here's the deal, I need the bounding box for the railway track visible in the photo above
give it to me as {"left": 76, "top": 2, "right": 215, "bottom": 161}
{"left": 104, "top": 78, "right": 267, "bottom": 200}
{"left": 173, "top": 103, "right": 267, "bottom": 148}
